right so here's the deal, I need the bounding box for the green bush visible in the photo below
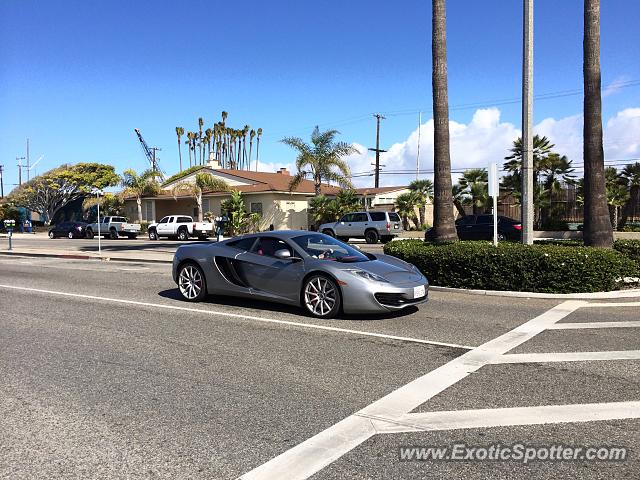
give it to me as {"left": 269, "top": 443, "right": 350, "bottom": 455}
{"left": 383, "top": 239, "right": 639, "bottom": 293}
{"left": 613, "top": 240, "right": 640, "bottom": 268}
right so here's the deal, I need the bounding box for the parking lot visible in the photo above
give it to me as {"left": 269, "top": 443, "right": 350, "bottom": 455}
{"left": 1, "top": 247, "right": 638, "bottom": 479}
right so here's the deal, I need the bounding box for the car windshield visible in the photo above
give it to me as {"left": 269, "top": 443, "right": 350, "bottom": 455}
{"left": 291, "top": 234, "right": 370, "bottom": 263}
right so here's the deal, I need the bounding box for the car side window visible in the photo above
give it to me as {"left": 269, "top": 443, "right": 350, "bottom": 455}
{"left": 388, "top": 212, "right": 401, "bottom": 222}
{"left": 340, "top": 214, "right": 354, "bottom": 222}
{"left": 477, "top": 215, "right": 493, "bottom": 224}
{"left": 251, "top": 237, "right": 293, "bottom": 257}
{"left": 227, "top": 237, "right": 256, "bottom": 251}
{"left": 159, "top": 217, "right": 169, "bottom": 224}
{"left": 177, "top": 216, "right": 191, "bottom": 223}
{"left": 353, "top": 213, "right": 368, "bottom": 222}
{"left": 369, "top": 212, "right": 386, "bottom": 221}
{"left": 457, "top": 216, "right": 476, "bottom": 225}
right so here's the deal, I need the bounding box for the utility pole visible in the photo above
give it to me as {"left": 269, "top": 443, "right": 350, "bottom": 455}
{"left": 521, "top": 0, "right": 534, "bottom": 244}
{"left": 368, "top": 114, "right": 386, "bottom": 188}
{"left": 26, "top": 138, "right": 30, "bottom": 182}
{"left": 416, "top": 111, "right": 422, "bottom": 180}
{"left": 16, "top": 156, "right": 25, "bottom": 186}
{"left": 150, "top": 147, "right": 161, "bottom": 172}
{"left": 0, "top": 165, "right": 4, "bottom": 198}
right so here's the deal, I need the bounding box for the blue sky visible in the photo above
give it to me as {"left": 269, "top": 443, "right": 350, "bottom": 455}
{"left": 1, "top": 0, "right": 639, "bottom": 191}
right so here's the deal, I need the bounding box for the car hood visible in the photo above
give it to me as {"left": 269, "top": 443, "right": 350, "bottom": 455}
{"left": 333, "top": 256, "right": 425, "bottom": 284}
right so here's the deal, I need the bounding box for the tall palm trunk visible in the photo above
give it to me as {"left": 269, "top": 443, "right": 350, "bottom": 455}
{"left": 255, "top": 136, "right": 261, "bottom": 171}
{"left": 431, "top": 0, "right": 457, "bottom": 242}
{"left": 583, "top": 0, "right": 612, "bottom": 247}
{"left": 177, "top": 137, "right": 183, "bottom": 172}
{"left": 196, "top": 191, "right": 204, "bottom": 222}
{"left": 248, "top": 139, "right": 254, "bottom": 172}
{"left": 136, "top": 197, "right": 143, "bottom": 222}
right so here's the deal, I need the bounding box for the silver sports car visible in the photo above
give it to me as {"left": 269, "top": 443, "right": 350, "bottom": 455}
{"left": 172, "top": 231, "right": 428, "bottom": 318}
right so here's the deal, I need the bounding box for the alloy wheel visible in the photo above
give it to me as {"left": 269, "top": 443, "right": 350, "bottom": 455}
{"left": 178, "top": 264, "right": 204, "bottom": 301}
{"left": 304, "top": 276, "right": 338, "bottom": 317}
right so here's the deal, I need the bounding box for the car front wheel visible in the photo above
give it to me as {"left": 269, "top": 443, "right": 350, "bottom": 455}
{"left": 48, "top": 231, "right": 55, "bottom": 239}
{"left": 85, "top": 229, "right": 94, "bottom": 239}
{"left": 178, "top": 229, "right": 189, "bottom": 241}
{"left": 302, "top": 275, "right": 341, "bottom": 319}
{"left": 148, "top": 229, "right": 158, "bottom": 240}
{"left": 322, "top": 229, "right": 335, "bottom": 238}
{"left": 365, "top": 229, "right": 379, "bottom": 244}
{"left": 178, "top": 263, "right": 207, "bottom": 302}
{"left": 68, "top": 231, "right": 74, "bottom": 239}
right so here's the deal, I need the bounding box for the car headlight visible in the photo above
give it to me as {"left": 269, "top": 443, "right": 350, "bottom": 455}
{"left": 345, "top": 269, "right": 389, "bottom": 283}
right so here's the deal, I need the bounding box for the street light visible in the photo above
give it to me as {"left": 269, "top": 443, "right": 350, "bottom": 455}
{"left": 92, "top": 188, "right": 104, "bottom": 257}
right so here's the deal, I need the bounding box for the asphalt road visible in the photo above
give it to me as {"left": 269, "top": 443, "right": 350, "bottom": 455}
{"left": 0, "top": 256, "right": 638, "bottom": 479}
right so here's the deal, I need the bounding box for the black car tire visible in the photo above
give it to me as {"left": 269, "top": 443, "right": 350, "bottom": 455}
{"left": 498, "top": 233, "right": 507, "bottom": 241}
{"left": 177, "top": 262, "right": 207, "bottom": 302}
{"left": 178, "top": 229, "right": 189, "bottom": 241}
{"left": 48, "top": 231, "right": 55, "bottom": 239}
{"left": 68, "top": 231, "right": 74, "bottom": 239}
{"left": 109, "top": 228, "right": 118, "bottom": 240}
{"left": 364, "top": 229, "right": 379, "bottom": 244}
{"left": 302, "top": 274, "right": 341, "bottom": 319}
{"left": 85, "top": 229, "right": 94, "bottom": 239}
{"left": 148, "top": 229, "right": 158, "bottom": 240}
{"left": 322, "top": 229, "right": 335, "bottom": 238}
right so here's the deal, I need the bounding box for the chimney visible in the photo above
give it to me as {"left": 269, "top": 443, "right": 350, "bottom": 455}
{"left": 277, "top": 167, "right": 290, "bottom": 176}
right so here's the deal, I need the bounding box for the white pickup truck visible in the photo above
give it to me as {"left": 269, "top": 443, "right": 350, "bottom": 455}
{"left": 86, "top": 216, "right": 142, "bottom": 239}
{"left": 147, "top": 215, "right": 214, "bottom": 241}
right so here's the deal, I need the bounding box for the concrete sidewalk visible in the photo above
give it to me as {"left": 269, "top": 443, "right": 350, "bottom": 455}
{"left": 0, "top": 247, "right": 173, "bottom": 263}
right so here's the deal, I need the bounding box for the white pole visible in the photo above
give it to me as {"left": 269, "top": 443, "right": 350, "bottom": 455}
{"left": 97, "top": 193, "right": 101, "bottom": 256}
{"left": 521, "top": 0, "right": 534, "bottom": 244}
{"left": 489, "top": 162, "right": 499, "bottom": 246}
{"left": 416, "top": 111, "right": 422, "bottom": 180}
{"left": 493, "top": 194, "right": 498, "bottom": 246}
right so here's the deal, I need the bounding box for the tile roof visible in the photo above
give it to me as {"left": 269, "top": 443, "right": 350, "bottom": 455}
{"left": 354, "top": 186, "right": 408, "bottom": 195}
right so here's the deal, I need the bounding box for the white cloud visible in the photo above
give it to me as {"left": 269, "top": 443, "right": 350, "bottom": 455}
{"left": 603, "top": 75, "right": 631, "bottom": 97}
{"left": 344, "top": 106, "right": 640, "bottom": 188}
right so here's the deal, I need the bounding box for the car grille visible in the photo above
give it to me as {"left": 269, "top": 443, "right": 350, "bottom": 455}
{"left": 374, "top": 292, "right": 427, "bottom": 307}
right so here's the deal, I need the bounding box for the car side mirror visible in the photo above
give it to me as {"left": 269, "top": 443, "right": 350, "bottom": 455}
{"left": 274, "top": 249, "right": 292, "bottom": 260}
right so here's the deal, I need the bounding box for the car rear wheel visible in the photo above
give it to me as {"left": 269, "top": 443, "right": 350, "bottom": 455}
{"left": 148, "top": 229, "right": 158, "bottom": 240}
{"left": 178, "top": 263, "right": 207, "bottom": 302}
{"left": 498, "top": 233, "right": 507, "bottom": 241}
{"left": 365, "top": 229, "right": 379, "bottom": 244}
{"left": 178, "top": 229, "right": 189, "bottom": 241}
{"left": 68, "top": 231, "right": 74, "bottom": 239}
{"left": 85, "top": 229, "right": 94, "bottom": 239}
{"left": 322, "top": 229, "right": 335, "bottom": 238}
{"left": 48, "top": 231, "right": 55, "bottom": 239}
{"left": 109, "top": 228, "right": 118, "bottom": 240}
{"left": 302, "top": 275, "right": 341, "bottom": 319}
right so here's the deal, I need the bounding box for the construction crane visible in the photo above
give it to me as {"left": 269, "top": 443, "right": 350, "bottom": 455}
{"left": 134, "top": 128, "right": 161, "bottom": 172}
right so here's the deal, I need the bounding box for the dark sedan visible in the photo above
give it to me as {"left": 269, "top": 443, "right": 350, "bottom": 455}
{"left": 425, "top": 215, "right": 522, "bottom": 241}
{"left": 48, "top": 222, "right": 88, "bottom": 239}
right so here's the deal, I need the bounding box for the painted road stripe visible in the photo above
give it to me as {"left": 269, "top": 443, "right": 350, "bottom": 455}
{"left": 582, "top": 302, "right": 640, "bottom": 308}
{"left": 367, "top": 401, "right": 640, "bottom": 434}
{"left": 238, "top": 301, "right": 584, "bottom": 480}
{"left": 492, "top": 350, "right": 640, "bottom": 364}
{"left": 549, "top": 321, "right": 640, "bottom": 329}
{"left": 0, "top": 284, "right": 473, "bottom": 350}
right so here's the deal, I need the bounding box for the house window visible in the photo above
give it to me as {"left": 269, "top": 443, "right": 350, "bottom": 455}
{"left": 250, "top": 202, "right": 263, "bottom": 216}
{"left": 144, "top": 201, "right": 153, "bottom": 221}
{"left": 202, "top": 198, "right": 210, "bottom": 213}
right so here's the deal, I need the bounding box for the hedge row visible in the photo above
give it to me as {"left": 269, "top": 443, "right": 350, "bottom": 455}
{"left": 383, "top": 240, "right": 640, "bottom": 293}
{"left": 534, "top": 239, "right": 640, "bottom": 268}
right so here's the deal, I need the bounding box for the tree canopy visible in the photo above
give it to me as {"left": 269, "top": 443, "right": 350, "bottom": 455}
{"left": 7, "top": 163, "right": 120, "bottom": 224}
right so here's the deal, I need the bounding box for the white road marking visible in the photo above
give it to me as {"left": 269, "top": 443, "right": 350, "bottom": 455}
{"left": 549, "top": 321, "right": 640, "bottom": 329}
{"left": 368, "top": 401, "right": 640, "bottom": 434}
{"left": 239, "top": 301, "right": 584, "bottom": 480}
{"left": 492, "top": 350, "right": 640, "bottom": 364}
{"left": 0, "top": 284, "right": 473, "bottom": 350}
{"left": 581, "top": 302, "right": 640, "bottom": 308}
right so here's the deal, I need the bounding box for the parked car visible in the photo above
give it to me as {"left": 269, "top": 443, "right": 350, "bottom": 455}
{"left": 424, "top": 214, "right": 522, "bottom": 241}
{"left": 48, "top": 222, "right": 88, "bottom": 239}
{"left": 318, "top": 211, "right": 403, "bottom": 244}
{"left": 147, "top": 215, "right": 214, "bottom": 241}
{"left": 85, "top": 216, "right": 141, "bottom": 239}
{"left": 172, "top": 231, "right": 428, "bottom": 318}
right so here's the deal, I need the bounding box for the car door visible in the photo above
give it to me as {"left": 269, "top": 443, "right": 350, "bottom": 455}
{"left": 235, "top": 236, "right": 305, "bottom": 303}
{"left": 350, "top": 212, "right": 370, "bottom": 237}
{"left": 55, "top": 222, "right": 69, "bottom": 236}
{"left": 334, "top": 214, "right": 353, "bottom": 237}
{"left": 475, "top": 215, "right": 495, "bottom": 240}
{"left": 156, "top": 216, "right": 171, "bottom": 236}
{"left": 456, "top": 216, "right": 477, "bottom": 240}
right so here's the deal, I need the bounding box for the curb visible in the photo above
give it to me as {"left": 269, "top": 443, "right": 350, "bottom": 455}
{"left": 429, "top": 285, "right": 640, "bottom": 299}
{"left": 0, "top": 251, "right": 172, "bottom": 265}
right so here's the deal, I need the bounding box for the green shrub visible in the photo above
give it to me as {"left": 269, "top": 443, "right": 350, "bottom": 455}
{"left": 383, "top": 239, "right": 639, "bottom": 293}
{"left": 614, "top": 240, "right": 640, "bottom": 268}
{"left": 162, "top": 166, "right": 204, "bottom": 186}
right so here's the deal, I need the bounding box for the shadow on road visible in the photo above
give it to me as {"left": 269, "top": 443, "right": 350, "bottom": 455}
{"left": 157, "top": 288, "right": 418, "bottom": 321}
{"left": 78, "top": 239, "right": 210, "bottom": 253}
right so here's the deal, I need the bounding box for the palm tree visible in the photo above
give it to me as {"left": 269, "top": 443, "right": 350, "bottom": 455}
{"left": 395, "top": 192, "right": 420, "bottom": 230}
{"left": 249, "top": 129, "right": 256, "bottom": 171}
{"left": 431, "top": 0, "right": 457, "bottom": 242}
{"left": 308, "top": 195, "right": 334, "bottom": 226}
{"left": 408, "top": 179, "right": 434, "bottom": 226}
{"left": 282, "top": 126, "right": 357, "bottom": 195}
{"left": 121, "top": 169, "right": 164, "bottom": 222}
{"left": 605, "top": 167, "right": 629, "bottom": 229}
{"left": 255, "top": 128, "right": 263, "bottom": 171}
{"left": 198, "top": 117, "right": 205, "bottom": 165}
{"left": 583, "top": 0, "right": 613, "bottom": 247}
{"left": 172, "top": 173, "right": 230, "bottom": 222}
{"left": 451, "top": 184, "right": 467, "bottom": 217}
{"left": 619, "top": 162, "right": 640, "bottom": 228}
{"left": 504, "top": 135, "right": 555, "bottom": 183}
{"left": 205, "top": 128, "right": 213, "bottom": 161}
{"left": 242, "top": 125, "right": 250, "bottom": 169}
{"left": 458, "top": 169, "right": 489, "bottom": 215}
{"left": 175, "top": 127, "right": 185, "bottom": 172}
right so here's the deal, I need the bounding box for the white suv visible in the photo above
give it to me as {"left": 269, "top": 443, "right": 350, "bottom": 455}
{"left": 319, "top": 211, "right": 403, "bottom": 244}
